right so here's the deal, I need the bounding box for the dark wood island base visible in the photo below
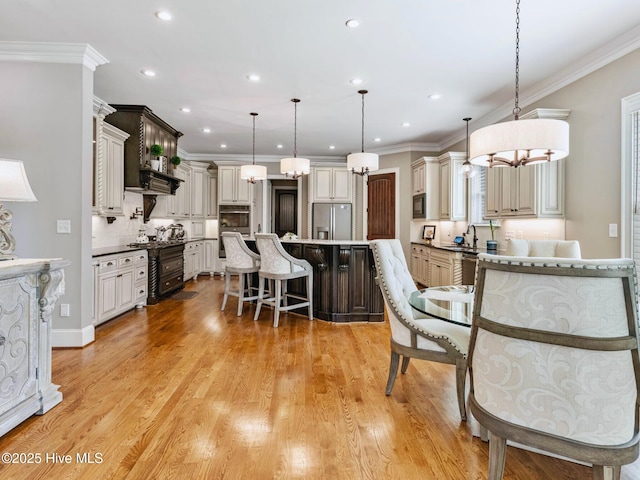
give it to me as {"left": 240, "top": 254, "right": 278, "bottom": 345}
{"left": 246, "top": 239, "right": 384, "bottom": 323}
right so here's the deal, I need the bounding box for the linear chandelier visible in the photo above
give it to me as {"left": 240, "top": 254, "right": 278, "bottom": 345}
{"left": 469, "top": 0, "right": 569, "bottom": 168}
{"left": 280, "top": 98, "right": 310, "bottom": 179}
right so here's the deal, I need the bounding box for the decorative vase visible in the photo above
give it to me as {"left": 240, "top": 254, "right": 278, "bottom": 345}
{"left": 150, "top": 159, "right": 160, "bottom": 171}
{"left": 486, "top": 240, "right": 498, "bottom": 251}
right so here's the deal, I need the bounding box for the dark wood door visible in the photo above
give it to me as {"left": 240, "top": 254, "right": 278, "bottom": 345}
{"left": 367, "top": 172, "right": 395, "bottom": 240}
{"left": 274, "top": 190, "right": 297, "bottom": 237}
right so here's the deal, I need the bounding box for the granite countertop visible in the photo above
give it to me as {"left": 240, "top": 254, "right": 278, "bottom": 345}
{"left": 92, "top": 245, "right": 148, "bottom": 258}
{"left": 411, "top": 240, "right": 504, "bottom": 256}
{"left": 245, "top": 237, "right": 370, "bottom": 246}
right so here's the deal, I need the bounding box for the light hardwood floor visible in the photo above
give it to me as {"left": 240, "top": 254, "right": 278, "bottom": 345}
{"left": 1, "top": 275, "right": 639, "bottom": 479}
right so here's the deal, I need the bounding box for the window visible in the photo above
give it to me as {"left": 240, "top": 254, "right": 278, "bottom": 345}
{"left": 468, "top": 168, "right": 490, "bottom": 226}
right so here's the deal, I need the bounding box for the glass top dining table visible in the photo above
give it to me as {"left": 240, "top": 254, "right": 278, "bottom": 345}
{"left": 408, "top": 285, "right": 474, "bottom": 327}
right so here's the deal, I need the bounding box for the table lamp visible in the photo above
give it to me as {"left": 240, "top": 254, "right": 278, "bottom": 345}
{"left": 0, "top": 158, "right": 37, "bottom": 260}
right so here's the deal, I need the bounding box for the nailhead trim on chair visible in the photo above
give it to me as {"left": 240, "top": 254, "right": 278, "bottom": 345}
{"left": 371, "top": 244, "right": 467, "bottom": 356}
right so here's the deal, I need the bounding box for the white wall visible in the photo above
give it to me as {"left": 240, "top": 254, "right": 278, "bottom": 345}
{"left": 1, "top": 60, "right": 95, "bottom": 345}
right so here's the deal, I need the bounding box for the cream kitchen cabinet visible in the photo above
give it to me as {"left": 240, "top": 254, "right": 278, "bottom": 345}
{"left": 184, "top": 241, "right": 203, "bottom": 281}
{"left": 202, "top": 240, "right": 218, "bottom": 275}
{"left": 411, "top": 157, "right": 440, "bottom": 220}
{"left": 438, "top": 152, "right": 466, "bottom": 221}
{"left": 190, "top": 163, "right": 208, "bottom": 218}
{"left": 161, "top": 163, "right": 191, "bottom": 218}
{"left": 428, "top": 248, "right": 462, "bottom": 287}
{"left": 206, "top": 171, "right": 218, "bottom": 218}
{"left": 95, "top": 250, "right": 147, "bottom": 325}
{"left": 411, "top": 243, "right": 430, "bottom": 286}
{"left": 93, "top": 104, "right": 129, "bottom": 217}
{"left": 312, "top": 167, "right": 353, "bottom": 202}
{"left": 484, "top": 167, "right": 502, "bottom": 219}
{"left": 218, "top": 166, "right": 251, "bottom": 204}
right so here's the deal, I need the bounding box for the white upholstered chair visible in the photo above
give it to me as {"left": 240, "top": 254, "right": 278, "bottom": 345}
{"left": 253, "top": 233, "right": 313, "bottom": 328}
{"left": 469, "top": 254, "right": 640, "bottom": 480}
{"left": 221, "top": 232, "right": 261, "bottom": 316}
{"left": 506, "top": 238, "right": 581, "bottom": 258}
{"left": 370, "top": 239, "right": 470, "bottom": 420}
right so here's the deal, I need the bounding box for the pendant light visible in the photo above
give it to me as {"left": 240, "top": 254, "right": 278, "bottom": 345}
{"left": 347, "top": 89, "right": 378, "bottom": 176}
{"left": 240, "top": 112, "right": 267, "bottom": 183}
{"left": 280, "top": 98, "right": 310, "bottom": 178}
{"left": 459, "top": 117, "right": 477, "bottom": 178}
{"left": 469, "top": 0, "right": 569, "bottom": 167}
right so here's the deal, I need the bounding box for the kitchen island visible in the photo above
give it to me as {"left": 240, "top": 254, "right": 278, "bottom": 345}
{"left": 245, "top": 239, "right": 384, "bottom": 323}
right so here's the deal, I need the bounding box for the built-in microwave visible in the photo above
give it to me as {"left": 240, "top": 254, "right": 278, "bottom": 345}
{"left": 412, "top": 193, "right": 426, "bottom": 219}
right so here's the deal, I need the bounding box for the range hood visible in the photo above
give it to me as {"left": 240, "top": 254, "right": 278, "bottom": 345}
{"left": 134, "top": 168, "right": 183, "bottom": 195}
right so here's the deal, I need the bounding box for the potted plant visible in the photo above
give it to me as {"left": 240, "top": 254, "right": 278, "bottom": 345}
{"left": 487, "top": 220, "right": 498, "bottom": 251}
{"left": 170, "top": 155, "right": 181, "bottom": 170}
{"left": 149, "top": 144, "right": 163, "bottom": 171}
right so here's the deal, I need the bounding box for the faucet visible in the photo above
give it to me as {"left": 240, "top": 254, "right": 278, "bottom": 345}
{"left": 466, "top": 224, "right": 478, "bottom": 249}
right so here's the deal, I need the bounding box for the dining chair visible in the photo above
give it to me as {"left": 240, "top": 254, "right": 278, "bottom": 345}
{"left": 506, "top": 239, "right": 581, "bottom": 258}
{"left": 469, "top": 254, "right": 640, "bottom": 480}
{"left": 253, "top": 233, "right": 313, "bottom": 328}
{"left": 221, "top": 232, "right": 261, "bottom": 316}
{"left": 370, "top": 239, "right": 470, "bottom": 420}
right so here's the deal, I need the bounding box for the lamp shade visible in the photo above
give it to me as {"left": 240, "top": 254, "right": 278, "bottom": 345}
{"left": 469, "top": 118, "right": 569, "bottom": 167}
{"left": 240, "top": 163, "right": 267, "bottom": 182}
{"left": 0, "top": 159, "right": 37, "bottom": 202}
{"left": 347, "top": 152, "right": 379, "bottom": 175}
{"left": 280, "top": 157, "right": 310, "bottom": 177}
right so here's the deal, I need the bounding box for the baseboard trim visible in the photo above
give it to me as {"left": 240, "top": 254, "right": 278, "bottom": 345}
{"left": 52, "top": 325, "right": 95, "bottom": 347}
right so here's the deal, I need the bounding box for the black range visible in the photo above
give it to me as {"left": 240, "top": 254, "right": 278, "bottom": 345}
{"left": 128, "top": 241, "right": 185, "bottom": 304}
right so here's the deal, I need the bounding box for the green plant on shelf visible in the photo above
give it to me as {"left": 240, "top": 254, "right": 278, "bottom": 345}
{"left": 150, "top": 144, "right": 163, "bottom": 157}
{"left": 170, "top": 156, "right": 181, "bottom": 169}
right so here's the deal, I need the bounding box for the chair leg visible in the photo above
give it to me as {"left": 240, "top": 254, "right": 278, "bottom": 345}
{"left": 273, "top": 279, "right": 282, "bottom": 328}
{"left": 282, "top": 279, "right": 288, "bottom": 308}
{"left": 593, "top": 465, "right": 621, "bottom": 480}
{"left": 400, "top": 356, "right": 410, "bottom": 374}
{"left": 455, "top": 357, "right": 468, "bottom": 421}
{"left": 487, "top": 433, "right": 507, "bottom": 480}
{"left": 237, "top": 272, "right": 245, "bottom": 316}
{"left": 221, "top": 272, "right": 230, "bottom": 311}
{"left": 254, "top": 277, "right": 264, "bottom": 321}
{"left": 386, "top": 351, "right": 401, "bottom": 395}
{"left": 306, "top": 273, "right": 313, "bottom": 321}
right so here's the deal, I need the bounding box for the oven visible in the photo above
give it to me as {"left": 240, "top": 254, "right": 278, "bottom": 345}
{"left": 219, "top": 205, "right": 251, "bottom": 258}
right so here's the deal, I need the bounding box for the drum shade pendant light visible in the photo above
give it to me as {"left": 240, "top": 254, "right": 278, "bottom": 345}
{"left": 280, "top": 98, "right": 310, "bottom": 179}
{"left": 241, "top": 112, "right": 267, "bottom": 183}
{"left": 460, "top": 117, "right": 477, "bottom": 178}
{"left": 469, "top": 0, "right": 569, "bottom": 167}
{"left": 347, "top": 90, "right": 378, "bottom": 176}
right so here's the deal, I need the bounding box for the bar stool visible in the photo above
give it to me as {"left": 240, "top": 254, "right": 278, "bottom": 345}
{"left": 221, "top": 232, "right": 261, "bottom": 316}
{"left": 253, "top": 233, "right": 313, "bottom": 328}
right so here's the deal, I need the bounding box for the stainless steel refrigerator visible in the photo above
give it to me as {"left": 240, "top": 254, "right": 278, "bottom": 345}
{"left": 312, "top": 203, "right": 352, "bottom": 240}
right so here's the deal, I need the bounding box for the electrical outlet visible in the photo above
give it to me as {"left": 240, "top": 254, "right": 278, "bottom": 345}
{"left": 543, "top": 232, "right": 549, "bottom": 240}
{"left": 60, "top": 304, "right": 70, "bottom": 317}
{"left": 505, "top": 231, "right": 515, "bottom": 240}
{"left": 57, "top": 220, "right": 71, "bottom": 234}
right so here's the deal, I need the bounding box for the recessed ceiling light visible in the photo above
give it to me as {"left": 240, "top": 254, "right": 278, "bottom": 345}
{"left": 401, "top": 122, "right": 411, "bottom": 127}
{"left": 428, "top": 93, "right": 442, "bottom": 100}
{"left": 350, "top": 78, "right": 363, "bottom": 85}
{"left": 180, "top": 107, "right": 191, "bottom": 113}
{"left": 202, "top": 128, "right": 211, "bottom": 133}
{"left": 155, "top": 11, "right": 172, "bottom": 21}
{"left": 329, "top": 145, "right": 336, "bottom": 150}
{"left": 374, "top": 137, "right": 381, "bottom": 142}
{"left": 276, "top": 144, "right": 284, "bottom": 149}
{"left": 345, "top": 19, "right": 360, "bottom": 28}
{"left": 220, "top": 144, "right": 227, "bottom": 148}
{"left": 247, "top": 74, "right": 261, "bottom": 82}
{"left": 141, "top": 69, "right": 156, "bottom": 77}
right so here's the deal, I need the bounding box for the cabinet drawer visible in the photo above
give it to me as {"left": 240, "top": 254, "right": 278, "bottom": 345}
{"left": 159, "top": 273, "right": 183, "bottom": 296}
{"left": 160, "top": 257, "right": 184, "bottom": 276}
{"left": 135, "top": 266, "right": 147, "bottom": 282}
{"left": 99, "top": 257, "right": 118, "bottom": 273}
{"left": 118, "top": 255, "right": 134, "bottom": 268}
{"left": 133, "top": 251, "right": 148, "bottom": 264}
{"left": 135, "top": 283, "right": 147, "bottom": 301}
{"left": 430, "top": 249, "right": 452, "bottom": 265}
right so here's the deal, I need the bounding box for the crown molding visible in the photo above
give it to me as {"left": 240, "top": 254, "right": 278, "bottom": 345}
{"left": 92, "top": 95, "right": 116, "bottom": 117}
{"left": 371, "top": 142, "right": 440, "bottom": 156}
{"left": 185, "top": 153, "right": 347, "bottom": 166}
{"left": 0, "top": 42, "right": 108, "bottom": 71}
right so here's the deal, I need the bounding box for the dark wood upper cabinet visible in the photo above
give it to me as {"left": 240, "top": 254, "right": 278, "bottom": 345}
{"left": 105, "top": 105, "right": 184, "bottom": 195}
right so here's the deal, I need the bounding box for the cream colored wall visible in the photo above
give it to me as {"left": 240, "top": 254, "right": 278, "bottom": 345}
{"left": 517, "top": 48, "right": 640, "bottom": 258}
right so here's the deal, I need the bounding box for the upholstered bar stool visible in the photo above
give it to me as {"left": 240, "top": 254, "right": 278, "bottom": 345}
{"left": 253, "top": 233, "right": 313, "bottom": 328}
{"left": 221, "top": 232, "right": 261, "bottom": 316}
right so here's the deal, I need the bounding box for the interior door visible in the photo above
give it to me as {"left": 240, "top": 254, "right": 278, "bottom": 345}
{"left": 274, "top": 189, "right": 297, "bottom": 237}
{"left": 367, "top": 172, "right": 396, "bottom": 240}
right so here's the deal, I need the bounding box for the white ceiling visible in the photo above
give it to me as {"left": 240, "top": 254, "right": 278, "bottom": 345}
{"left": 3, "top": 0, "right": 640, "bottom": 160}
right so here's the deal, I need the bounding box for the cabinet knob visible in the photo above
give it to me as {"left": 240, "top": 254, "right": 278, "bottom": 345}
{"left": 165, "top": 282, "right": 170, "bottom": 286}
{"left": 107, "top": 261, "right": 114, "bottom": 266}
{"left": 139, "top": 290, "right": 145, "bottom": 294}
{"left": 125, "top": 258, "right": 131, "bottom": 263}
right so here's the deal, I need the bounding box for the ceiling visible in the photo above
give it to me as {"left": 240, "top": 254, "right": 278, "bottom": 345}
{"left": 3, "top": 1, "right": 640, "bottom": 160}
